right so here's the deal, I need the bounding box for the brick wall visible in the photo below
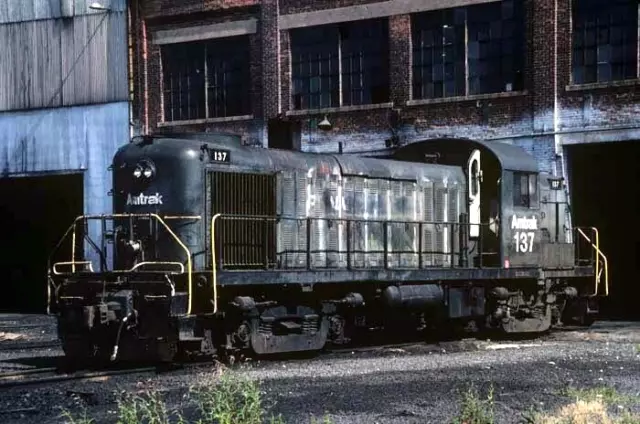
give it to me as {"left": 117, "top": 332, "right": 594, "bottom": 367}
{"left": 279, "top": 0, "right": 382, "bottom": 15}
{"left": 131, "top": 0, "right": 640, "bottom": 174}
{"left": 142, "top": 0, "right": 260, "bottom": 19}
{"left": 140, "top": 4, "right": 264, "bottom": 144}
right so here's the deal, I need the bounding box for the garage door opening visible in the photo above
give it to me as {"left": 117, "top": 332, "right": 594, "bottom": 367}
{"left": 0, "top": 173, "right": 83, "bottom": 313}
{"left": 566, "top": 141, "right": 640, "bottom": 320}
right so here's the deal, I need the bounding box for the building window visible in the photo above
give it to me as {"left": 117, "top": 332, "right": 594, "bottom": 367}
{"left": 572, "top": 0, "right": 638, "bottom": 85}
{"left": 161, "top": 36, "right": 251, "bottom": 122}
{"left": 412, "top": 0, "right": 524, "bottom": 100}
{"left": 513, "top": 172, "right": 538, "bottom": 208}
{"left": 290, "top": 19, "right": 390, "bottom": 110}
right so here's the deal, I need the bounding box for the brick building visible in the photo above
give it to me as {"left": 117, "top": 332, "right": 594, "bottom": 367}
{"left": 130, "top": 0, "right": 638, "bottom": 175}
{"left": 129, "top": 0, "right": 640, "bottom": 318}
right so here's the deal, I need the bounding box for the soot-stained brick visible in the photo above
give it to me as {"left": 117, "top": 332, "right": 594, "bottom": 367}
{"left": 130, "top": 0, "right": 640, "bottom": 172}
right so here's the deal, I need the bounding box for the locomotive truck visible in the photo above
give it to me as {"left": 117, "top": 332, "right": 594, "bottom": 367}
{"left": 47, "top": 133, "right": 608, "bottom": 363}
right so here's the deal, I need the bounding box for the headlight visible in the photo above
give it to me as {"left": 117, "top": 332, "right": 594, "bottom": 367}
{"left": 132, "top": 160, "right": 155, "bottom": 180}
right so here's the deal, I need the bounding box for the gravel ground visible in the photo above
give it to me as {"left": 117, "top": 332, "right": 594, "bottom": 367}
{"left": 0, "top": 316, "right": 638, "bottom": 424}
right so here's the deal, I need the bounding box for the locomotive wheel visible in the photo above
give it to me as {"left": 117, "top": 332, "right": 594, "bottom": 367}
{"left": 561, "top": 297, "right": 597, "bottom": 328}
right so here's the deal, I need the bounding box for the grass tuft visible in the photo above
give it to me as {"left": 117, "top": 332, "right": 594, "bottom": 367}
{"left": 190, "top": 371, "right": 268, "bottom": 424}
{"left": 530, "top": 385, "right": 640, "bottom": 424}
{"left": 60, "top": 367, "right": 332, "bottom": 424}
{"left": 450, "top": 384, "right": 495, "bottom": 424}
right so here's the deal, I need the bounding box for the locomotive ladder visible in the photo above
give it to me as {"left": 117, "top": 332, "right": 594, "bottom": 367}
{"left": 576, "top": 227, "right": 609, "bottom": 297}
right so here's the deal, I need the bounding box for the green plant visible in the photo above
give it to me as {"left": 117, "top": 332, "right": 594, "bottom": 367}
{"left": 450, "top": 384, "right": 495, "bottom": 424}
{"left": 560, "top": 386, "right": 639, "bottom": 407}
{"left": 60, "top": 407, "right": 95, "bottom": 424}
{"left": 115, "top": 391, "right": 186, "bottom": 424}
{"left": 191, "top": 372, "right": 267, "bottom": 424}
{"left": 309, "top": 415, "right": 335, "bottom": 424}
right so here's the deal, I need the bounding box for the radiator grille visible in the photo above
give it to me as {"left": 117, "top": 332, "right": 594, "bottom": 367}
{"left": 210, "top": 171, "right": 276, "bottom": 269}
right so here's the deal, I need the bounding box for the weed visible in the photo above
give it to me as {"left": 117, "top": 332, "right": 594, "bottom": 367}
{"left": 59, "top": 407, "right": 95, "bottom": 424}
{"left": 114, "top": 391, "right": 186, "bottom": 424}
{"left": 191, "top": 371, "right": 266, "bottom": 424}
{"left": 532, "top": 385, "right": 640, "bottom": 424}
{"left": 450, "top": 384, "right": 495, "bottom": 424}
{"left": 309, "top": 415, "right": 335, "bottom": 424}
{"left": 560, "top": 386, "right": 639, "bottom": 407}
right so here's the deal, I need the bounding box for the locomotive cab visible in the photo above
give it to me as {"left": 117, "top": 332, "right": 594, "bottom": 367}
{"left": 393, "top": 138, "right": 545, "bottom": 268}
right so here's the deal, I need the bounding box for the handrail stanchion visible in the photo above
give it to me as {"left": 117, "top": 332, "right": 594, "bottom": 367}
{"left": 306, "top": 218, "right": 312, "bottom": 269}
{"left": 148, "top": 214, "right": 193, "bottom": 315}
{"left": 576, "top": 227, "right": 609, "bottom": 297}
{"left": 346, "top": 220, "right": 351, "bottom": 270}
{"left": 263, "top": 217, "right": 269, "bottom": 270}
{"left": 71, "top": 221, "right": 77, "bottom": 273}
{"left": 450, "top": 223, "right": 455, "bottom": 268}
{"left": 418, "top": 222, "right": 423, "bottom": 269}
{"left": 210, "top": 213, "right": 222, "bottom": 314}
{"left": 383, "top": 221, "right": 388, "bottom": 270}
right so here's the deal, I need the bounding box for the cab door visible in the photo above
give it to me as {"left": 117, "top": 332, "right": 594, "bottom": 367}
{"left": 467, "top": 149, "right": 481, "bottom": 238}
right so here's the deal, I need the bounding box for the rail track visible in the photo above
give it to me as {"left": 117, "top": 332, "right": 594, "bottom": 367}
{"left": 0, "top": 322, "right": 600, "bottom": 390}
{"left": 0, "top": 340, "right": 60, "bottom": 351}
{"left": 0, "top": 365, "right": 166, "bottom": 389}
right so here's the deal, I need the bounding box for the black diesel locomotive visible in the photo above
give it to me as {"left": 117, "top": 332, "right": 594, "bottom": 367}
{"left": 48, "top": 133, "right": 609, "bottom": 362}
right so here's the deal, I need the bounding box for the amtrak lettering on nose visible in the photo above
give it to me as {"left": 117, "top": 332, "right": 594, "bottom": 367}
{"left": 126, "top": 192, "right": 164, "bottom": 206}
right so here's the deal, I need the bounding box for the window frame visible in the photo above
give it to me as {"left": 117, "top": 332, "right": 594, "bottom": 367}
{"left": 411, "top": 0, "right": 525, "bottom": 100}
{"left": 289, "top": 18, "right": 390, "bottom": 111}
{"left": 161, "top": 36, "right": 252, "bottom": 123}
{"left": 571, "top": 0, "right": 639, "bottom": 85}
{"left": 513, "top": 172, "right": 539, "bottom": 209}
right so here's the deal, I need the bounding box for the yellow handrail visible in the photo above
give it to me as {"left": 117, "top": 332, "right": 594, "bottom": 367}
{"left": 71, "top": 221, "right": 76, "bottom": 273}
{"left": 128, "top": 261, "right": 185, "bottom": 274}
{"left": 144, "top": 214, "right": 193, "bottom": 315}
{"left": 47, "top": 276, "right": 57, "bottom": 315}
{"left": 210, "top": 213, "right": 222, "bottom": 314}
{"left": 53, "top": 261, "right": 95, "bottom": 275}
{"left": 576, "top": 227, "right": 609, "bottom": 297}
{"left": 52, "top": 213, "right": 195, "bottom": 315}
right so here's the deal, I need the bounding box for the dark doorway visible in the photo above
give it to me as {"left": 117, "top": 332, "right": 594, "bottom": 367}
{"left": 267, "top": 117, "right": 301, "bottom": 151}
{"left": 0, "top": 173, "right": 83, "bottom": 313}
{"left": 566, "top": 141, "right": 640, "bottom": 320}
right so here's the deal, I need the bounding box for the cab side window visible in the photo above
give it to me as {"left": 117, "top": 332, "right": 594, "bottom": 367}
{"left": 513, "top": 173, "right": 538, "bottom": 208}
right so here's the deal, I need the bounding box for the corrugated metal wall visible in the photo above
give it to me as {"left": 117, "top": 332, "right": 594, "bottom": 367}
{"left": 0, "top": 0, "right": 127, "bottom": 24}
{"left": 0, "top": 102, "right": 127, "bottom": 175}
{"left": 0, "top": 0, "right": 130, "bottom": 273}
{"left": 0, "top": 10, "right": 128, "bottom": 111}
{"left": 0, "top": 102, "right": 130, "bottom": 266}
